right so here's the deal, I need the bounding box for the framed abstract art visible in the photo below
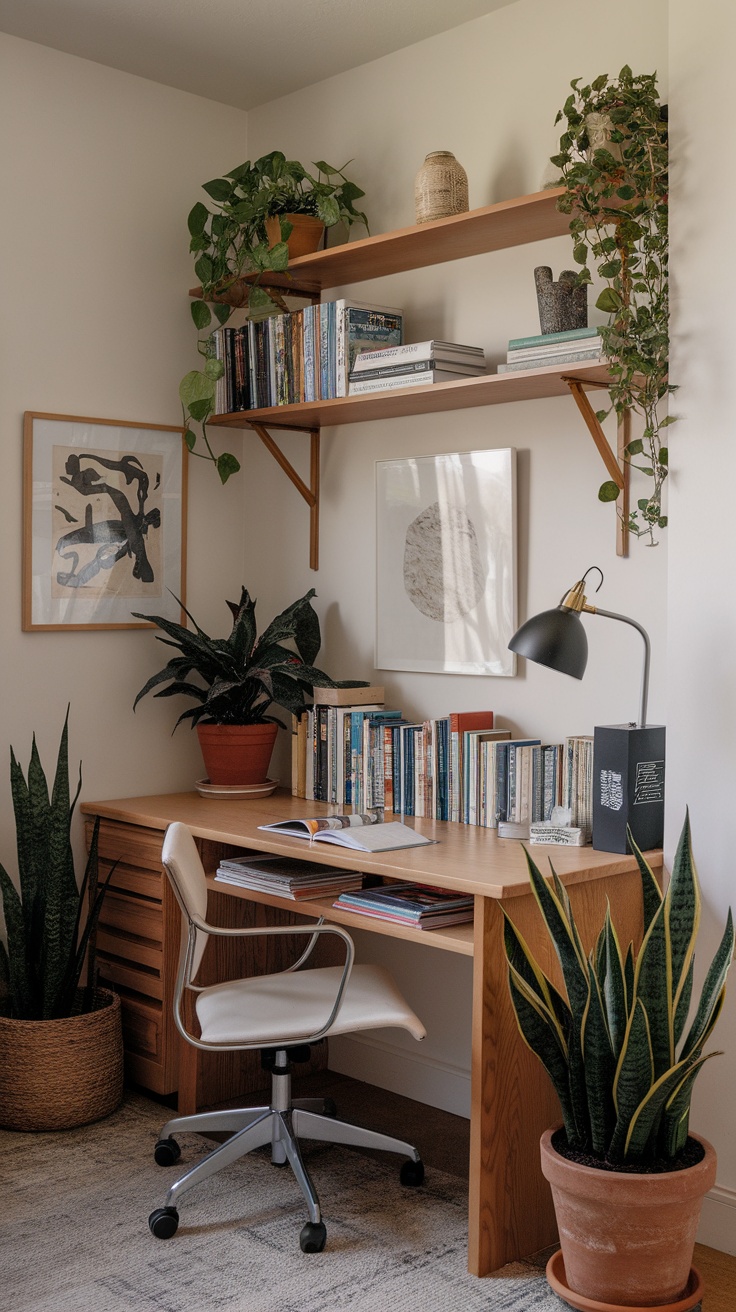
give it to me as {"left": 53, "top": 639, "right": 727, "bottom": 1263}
{"left": 375, "top": 447, "right": 517, "bottom": 676}
{"left": 22, "top": 412, "right": 187, "bottom": 631}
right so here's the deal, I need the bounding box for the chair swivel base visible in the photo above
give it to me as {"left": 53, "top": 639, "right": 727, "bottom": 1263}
{"left": 148, "top": 1055, "right": 424, "bottom": 1252}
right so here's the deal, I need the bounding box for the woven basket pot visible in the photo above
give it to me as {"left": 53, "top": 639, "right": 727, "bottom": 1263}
{"left": 0, "top": 988, "right": 123, "bottom": 1131}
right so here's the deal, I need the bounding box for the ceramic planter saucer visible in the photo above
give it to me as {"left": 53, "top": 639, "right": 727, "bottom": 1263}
{"left": 195, "top": 778, "right": 279, "bottom": 800}
{"left": 546, "top": 1252, "right": 703, "bottom": 1312}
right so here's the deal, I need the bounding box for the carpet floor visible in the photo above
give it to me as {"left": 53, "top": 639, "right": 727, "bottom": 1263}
{"left": 3, "top": 1091, "right": 562, "bottom": 1312}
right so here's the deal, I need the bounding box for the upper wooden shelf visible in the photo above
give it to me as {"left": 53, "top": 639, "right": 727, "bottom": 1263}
{"left": 207, "top": 358, "right": 612, "bottom": 432}
{"left": 190, "top": 187, "right": 569, "bottom": 302}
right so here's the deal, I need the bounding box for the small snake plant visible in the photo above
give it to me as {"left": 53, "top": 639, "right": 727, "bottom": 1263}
{"left": 503, "top": 814, "right": 734, "bottom": 1164}
{"left": 0, "top": 711, "right": 113, "bottom": 1020}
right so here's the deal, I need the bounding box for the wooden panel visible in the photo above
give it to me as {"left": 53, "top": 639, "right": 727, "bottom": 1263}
{"left": 87, "top": 817, "right": 169, "bottom": 871}
{"left": 98, "top": 859, "right": 163, "bottom": 902}
{"left": 189, "top": 189, "right": 570, "bottom": 299}
{"left": 206, "top": 360, "right": 615, "bottom": 433}
{"left": 118, "top": 991, "right": 164, "bottom": 1063}
{"left": 97, "top": 927, "right": 163, "bottom": 973}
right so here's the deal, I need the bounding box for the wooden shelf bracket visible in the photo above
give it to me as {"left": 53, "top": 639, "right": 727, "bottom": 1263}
{"left": 563, "top": 376, "right": 631, "bottom": 558}
{"left": 248, "top": 422, "right": 320, "bottom": 571}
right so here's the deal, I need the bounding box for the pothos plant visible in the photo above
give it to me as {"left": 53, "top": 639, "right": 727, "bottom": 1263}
{"left": 551, "top": 67, "right": 672, "bottom": 545}
{"left": 181, "top": 152, "right": 368, "bottom": 484}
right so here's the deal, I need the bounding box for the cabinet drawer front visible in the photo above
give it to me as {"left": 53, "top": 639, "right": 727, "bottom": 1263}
{"left": 100, "top": 859, "right": 163, "bottom": 902}
{"left": 97, "top": 955, "right": 164, "bottom": 1002}
{"left": 100, "top": 890, "right": 163, "bottom": 943}
{"left": 119, "top": 994, "right": 163, "bottom": 1062}
{"left": 97, "top": 928, "right": 163, "bottom": 974}
{"left": 87, "top": 818, "right": 165, "bottom": 871}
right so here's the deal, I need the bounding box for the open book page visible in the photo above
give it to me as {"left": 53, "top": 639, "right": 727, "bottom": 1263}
{"left": 257, "top": 816, "right": 434, "bottom": 852}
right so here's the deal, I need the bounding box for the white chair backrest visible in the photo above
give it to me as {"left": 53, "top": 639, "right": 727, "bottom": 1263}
{"left": 162, "top": 822, "right": 210, "bottom": 978}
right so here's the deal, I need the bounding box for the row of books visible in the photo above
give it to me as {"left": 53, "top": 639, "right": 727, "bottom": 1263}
{"left": 347, "top": 339, "right": 486, "bottom": 395}
{"left": 333, "top": 882, "right": 474, "bottom": 929}
{"left": 210, "top": 299, "right": 403, "bottom": 413}
{"left": 497, "top": 325, "right": 602, "bottom": 373}
{"left": 291, "top": 694, "right": 593, "bottom": 834}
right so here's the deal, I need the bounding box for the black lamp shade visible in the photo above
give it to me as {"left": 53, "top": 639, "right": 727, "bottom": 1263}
{"left": 508, "top": 607, "right": 588, "bottom": 680}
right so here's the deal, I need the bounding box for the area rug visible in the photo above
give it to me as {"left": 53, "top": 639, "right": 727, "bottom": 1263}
{"left": 3, "top": 1091, "right": 561, "bottom": 1312}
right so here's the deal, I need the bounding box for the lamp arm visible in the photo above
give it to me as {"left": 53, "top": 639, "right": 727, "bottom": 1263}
{"left": 585, "top": 606, "right": 650, "bottom": 728}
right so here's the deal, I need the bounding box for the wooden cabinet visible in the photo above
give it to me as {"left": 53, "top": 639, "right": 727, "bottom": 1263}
{"left": 87, "top": 816, "right": 328, "bottom": 1113}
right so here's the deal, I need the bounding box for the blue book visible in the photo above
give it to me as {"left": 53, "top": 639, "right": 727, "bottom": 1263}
{"left": 508, "top": 326, "right": 599, "bottom": 350}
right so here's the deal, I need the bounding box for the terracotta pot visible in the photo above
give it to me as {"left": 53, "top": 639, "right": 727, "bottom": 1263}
{"left": 196, "top": 722, "right": 278, "bottom": 786}
{"left": 0, "top": 989, "right": 123, "bottom": 1131}
{"left": 264, "top": 213, "right": 325, "bottom": 258}
{"left": 540, "top": 1127, "right": 717, "bottom": 1307}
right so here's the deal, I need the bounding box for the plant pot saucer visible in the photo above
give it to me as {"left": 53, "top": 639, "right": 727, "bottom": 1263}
{"left": 195, "top": 778, "right": 279, "bottom": 800}
{"left": 546, "top": 1252, "right": 703, "bottom": 1312}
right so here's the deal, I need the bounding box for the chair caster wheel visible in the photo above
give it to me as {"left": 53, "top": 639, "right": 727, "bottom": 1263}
{"left": 400, "top": 1158, "right": 425, "bottom": 1187}
{"left": 149, "top": 1206, "right": 179, "bottom": 1239}
{"left": 300, "top": 1220, "right": 327, "bottom": 1253}
{"left": 323, "top": 1098, "right": 337, "bottom": 1118}
{"left": 154, "top": 1136, "right": 181, "bottom": 1167}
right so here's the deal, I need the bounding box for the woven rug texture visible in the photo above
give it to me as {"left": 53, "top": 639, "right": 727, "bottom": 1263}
{"left": 3, "top": 1091, "right": 561, "bottom": 1312}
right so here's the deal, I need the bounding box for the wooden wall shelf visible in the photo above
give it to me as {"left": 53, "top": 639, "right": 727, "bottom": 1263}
{"left": 190, "top": 187, "right": 569, "bottom": 302}
{"left": 208, "top": 359, "right": 613, "bottom": 432}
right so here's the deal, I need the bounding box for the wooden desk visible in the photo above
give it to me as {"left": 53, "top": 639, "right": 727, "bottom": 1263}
{"left": 82, "top": 790, "right": 660, "bottom": 1277}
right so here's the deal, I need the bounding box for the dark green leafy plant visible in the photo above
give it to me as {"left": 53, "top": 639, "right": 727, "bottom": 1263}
{"left": 133, "top": 587, "right": 365, "bottom": 729}
{"left": 503, "top": 814, "right": 734, "bottom": 1165}
{"left": 552, "top": 67, "right": 672, "bottom": 545}
{"left": 0, "top": 712, "right": 114, "bottom": 1020}
{"left": 182, "top": 152, "right": 368, "bottom": 484}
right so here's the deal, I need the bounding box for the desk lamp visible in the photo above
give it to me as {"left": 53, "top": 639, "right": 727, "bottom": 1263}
{"left": 508, "top": 566, "right": 664, "bottom": 853}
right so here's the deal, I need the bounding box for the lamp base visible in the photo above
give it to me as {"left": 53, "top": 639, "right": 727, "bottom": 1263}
{"left": 592, "top": 724, "right": 665, "bottom": 854}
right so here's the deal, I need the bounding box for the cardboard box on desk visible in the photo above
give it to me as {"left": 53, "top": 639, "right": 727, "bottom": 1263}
{"left": 593, "top": 723, "right": 665, "bottom": 854}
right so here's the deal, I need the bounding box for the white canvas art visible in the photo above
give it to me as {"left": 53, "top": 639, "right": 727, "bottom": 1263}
{"left": 376, "top": 448, "right": 517, "bottom": 676}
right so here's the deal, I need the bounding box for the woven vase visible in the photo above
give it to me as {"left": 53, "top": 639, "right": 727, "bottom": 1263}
{"left": 0, "top": 988, "right": 123, "bottom": 1131}
{"left": 414, "top": 151, "right": 469, "bottom": 224}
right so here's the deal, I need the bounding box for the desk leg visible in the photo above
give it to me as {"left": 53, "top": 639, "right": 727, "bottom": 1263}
{"left": 468, "top": 893, "right": 558, "bottom": 1275}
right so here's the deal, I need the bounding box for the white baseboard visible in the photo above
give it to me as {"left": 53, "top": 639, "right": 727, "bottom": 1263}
{"left": 328, "top": 1034, "right": 471, "bottom": 1119}
{"left": 698, "top": 1183, "right": 736, "bottom": 1255}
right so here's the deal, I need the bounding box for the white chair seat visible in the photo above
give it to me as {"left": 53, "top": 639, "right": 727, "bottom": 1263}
{"left": 196, "top": 963, "right": 426, "bottom": 1046}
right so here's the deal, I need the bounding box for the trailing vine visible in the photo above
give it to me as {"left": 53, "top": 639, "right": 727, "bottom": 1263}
{"left": 551, "top": 67, "right": 672, "bottom": 545}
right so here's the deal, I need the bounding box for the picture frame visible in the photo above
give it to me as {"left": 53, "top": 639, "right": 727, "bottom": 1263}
{"left": 22, "top": 412, "right": 188, "bottom": 631}
{"left": 375, "top": 448, "right": 517, "bottom": 676}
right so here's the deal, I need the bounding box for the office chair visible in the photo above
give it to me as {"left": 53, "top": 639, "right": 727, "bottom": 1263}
{"left": 148, "top": 821, "right": 427, "bottom": 1252}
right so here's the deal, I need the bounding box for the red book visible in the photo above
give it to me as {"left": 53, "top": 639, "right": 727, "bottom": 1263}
{"left": 448, "top": 712, "right": 495, "bottom": 824}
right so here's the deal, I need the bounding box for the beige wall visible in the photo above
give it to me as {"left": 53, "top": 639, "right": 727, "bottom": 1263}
{"left": 668, "top": 0, "right": 736, "bottom": 1252}
{"left": 0, "top": 34, "right": 249, "bottom": 856}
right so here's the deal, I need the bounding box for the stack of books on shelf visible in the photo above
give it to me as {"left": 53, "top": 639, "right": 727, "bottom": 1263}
{"left": 561, "top": 734, "right": 594, "bottom": 837}
{"left": 333, "top": 882, "right": 474, "bottom": 930}
{"left": 497, "top": 326, "right": 603, "bottom": 373}
{"left": 214, "top": 853, "right": 364, "bottom": 900}
{"left": 348, "top": 340, "right": 486, "bottom": 395}
{"left": 211, "top": 301, "right": 403, "bottom": 415}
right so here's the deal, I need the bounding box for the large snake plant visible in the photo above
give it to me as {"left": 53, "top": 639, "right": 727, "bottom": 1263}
{"left": 0, "top": 712, "right": 114, "bottom": 1020}
{"left": 503, "top": 814, "right": 734, "bottom": 1164}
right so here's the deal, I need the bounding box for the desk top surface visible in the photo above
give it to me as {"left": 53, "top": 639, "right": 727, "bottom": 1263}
{"left": 82, "top": 789, "right": 662, "bottom": 901}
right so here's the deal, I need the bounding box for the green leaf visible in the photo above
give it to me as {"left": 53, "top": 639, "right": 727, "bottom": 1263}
{"left": 190, "top": 299, "right": 212, "bottom": 330}
{"left": 599, "top": 260, "right": 622, "bottom": 279}
{"left": 184, "top": 429, "right": 197, "bottom": 452}
{"left": 179, "top": 370, "right": 216, "bottom": 409}
{"left": 267, "top": 241, "right": 290, "bottom": 272}
{"left": 186, "top": 398, "right": 213, "bottom": 423}
{"left": 680, "top": 909, "right": 734, "bottom": 1060}
{"left": 316, "top": 194, "right": 340, "bottom": 227}
{"left": 582, "top": 961, "right": 616, "bottom": 1154}
{"left": 217, "top": 452, "right": 241, "bottom": 484}
{"left": 596, "top": 287, "right": 623, "bottom": 313}
{"left": 598, "top": 480, "right": 620, "bottom": 503}
{"left": 194, "top": 254, "right": 214, "bottom": 285}
{"left": 625, "top": 439, "right": 644, "bottom": 456}
{"left": 507, "top": 967, "right": 582, "bottom": 1146}
{"left": 213, "top": 303, "right": 233, "bottom": 325}
{"left": 201, "top": 177, "right": 236, "bottom": 203}
{"left": 603, "top": 908, "right": 628, "bottom": 1056}
{"left": 187, "top": 202, "right": 209, "bottom": 237}
{"left": 609, "top": 999, "right": 654, "bottom": 1160}
{"left": 616, "top": 185, "right": 637, "bottom": 200}
{"left": 204, "top": 356, "right": 225, "bottom": 380}
{"left": 573, "top": 242, "right": 588, "bottom": 265}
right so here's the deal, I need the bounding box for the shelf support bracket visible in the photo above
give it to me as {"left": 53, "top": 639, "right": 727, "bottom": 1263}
{"left": 248, "top": 422, "right": 320, "bottom": 571}
{"left": 563, "top": 376, "right": 630, "bottom": 558}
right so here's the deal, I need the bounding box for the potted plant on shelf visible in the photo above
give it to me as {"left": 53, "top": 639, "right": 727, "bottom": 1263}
{"left": 133, "top": 586, "right": 365, "bottom": 787}
{"left": 503, "top": 813, "right": 733, "bottom": 1312}
{"left": 182, "top": 152, "right": 368, "bottom": 484}
{"left": 551, "top": 66, "right": 671, "bottom": 546}
{"left": 0, "top": 712, "right": 123, "bottom": 1131}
